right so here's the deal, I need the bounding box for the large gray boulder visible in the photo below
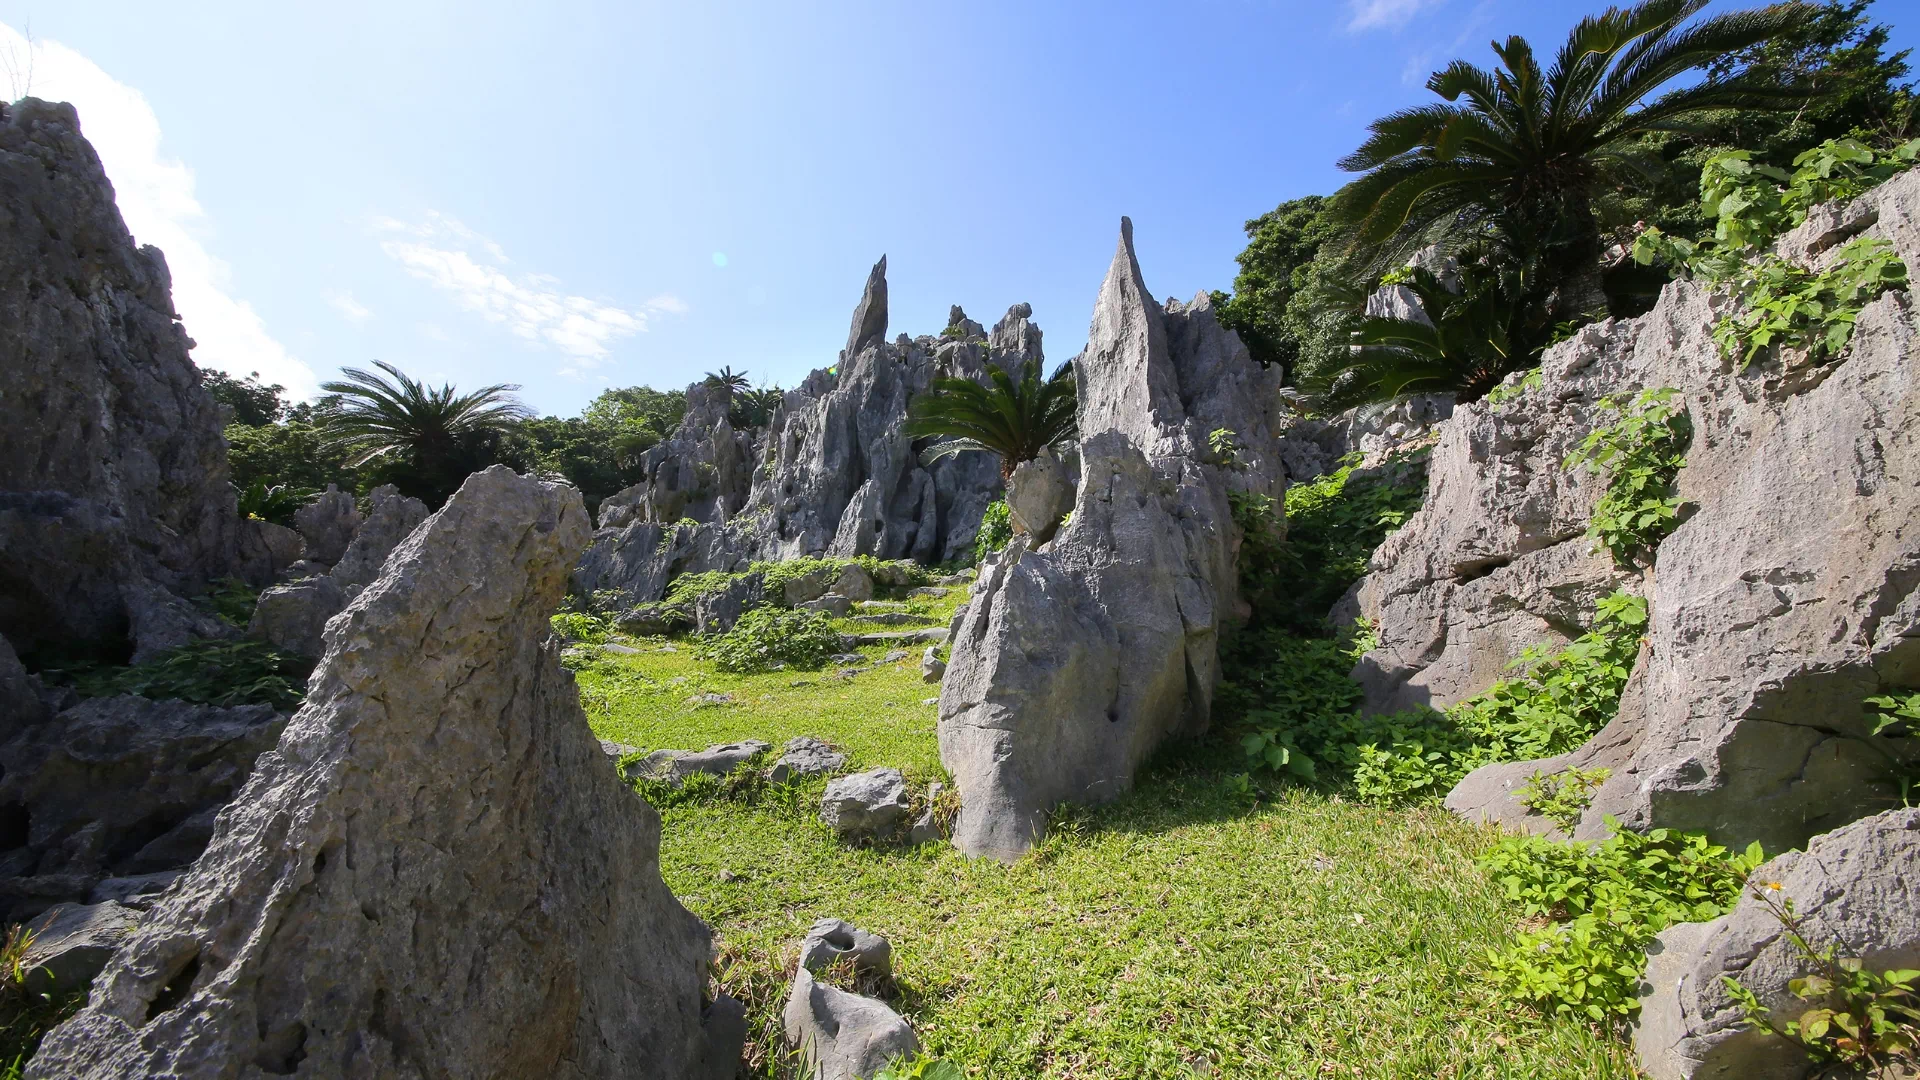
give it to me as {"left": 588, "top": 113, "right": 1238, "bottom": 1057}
{"left": 937, "top": 219, "right": 1286, "bottom": 860}
{"left": 26, "top": 466, "right": 742, "bottom": 1080}
{"left": 1432, "top": 171, "right": 1920, "bottom": 853}
{"left": 0, "top": 99, "right": 255, "bottom": 666}
{"left": 693, "top": 572, "right": 765, "bottom": 635}
{"left": 326, "top": 484, "right": 427, "bottom": 593}
{"left": 1005, "top": 448, "right": 1073, "bottom": 541}
{"left": 1635, "top": 808, "right": 1920, "bottom": 1080}
{"left": 0, "top": 695, "right": 286, "bottom": 923}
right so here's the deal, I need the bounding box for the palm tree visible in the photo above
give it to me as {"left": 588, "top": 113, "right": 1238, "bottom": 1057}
{"left": 703, "top": 366, "right": 751, "bottom": 394}
{"left": 904, "top": 358, "right": 1077, "bottom": 480}
{"left": 1330, "top": 0, "right": 1815, "bottom": 314}
{"left": 319, "top": 361, "right": 532, "bottom": 502}
{"left": 1302, "top": 261, "right": 1536, "bottom": 411}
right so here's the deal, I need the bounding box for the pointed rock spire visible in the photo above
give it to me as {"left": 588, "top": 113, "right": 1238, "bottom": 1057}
{"left": 843, "top": 255, "right": 888, "bottom": 360}
{"left": 1077, "top": 217, "right": 1184, "bottom": 452}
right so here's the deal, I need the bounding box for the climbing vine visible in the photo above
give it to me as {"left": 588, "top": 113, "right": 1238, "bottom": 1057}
{"left": 1562, "top": 387, "right": 1691, "bottom": 566}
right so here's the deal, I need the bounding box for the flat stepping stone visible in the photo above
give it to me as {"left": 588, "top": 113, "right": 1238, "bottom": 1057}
{"left": 906, "top": 587, "right": 949, "bottom": 599}
{"left": 848, "top": 613, "right": 922, "bottom": 626}
{"left": 853, "top": 627, "right": 948, "bottom": 646}
{"left": 770, "top": 737, "right": 846, "bottom": 784}
{"left": 854, "top": 601, "right": 909, "bottom": 612}
{"left": 625, "top": 739, "right": 771, "bottom": 784}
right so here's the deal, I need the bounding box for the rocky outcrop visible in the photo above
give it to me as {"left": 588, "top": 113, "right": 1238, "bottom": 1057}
{"left": 326, "top": 484, "right": 428, "bottom": 592}
{"left": 0, "top": 99, "right": 254, "bottom": 666}
{"left": 0, "top": 695, "right": 286, "bottom": 923}
{"left": 246, "top": 575, "right": 347, "bottom": 659}
{"left": 292, "top": 486, "right": 362, "bottom": 566}
{"left": 1274, "top": 395, "right": 1454, "bottom": 483}
{"left": 19, "top": 900, "right": 141, "bottom": 998}
{"left": 27, "top": 466, "right": 743, "bottom": 1079}
{"left": 821, "top": 768, "right": 914, "bottom": 843}
{"left": 1380, "top": 170, "right": 1920, "bottom": 854}
{"left": 598, "top": 383, "right": 756, "bottom": 529}
{"left": 1635, "top": 808, "right": 1920, "bottom": 1080}
{"left": 732, "top": 260, "right": 1015, "bottom": 567}
{"left": 937, "top": 219, "right": 1287, "bottom": 860}
{"left": 573, "top": 518, "right": 756, "bottom": 608}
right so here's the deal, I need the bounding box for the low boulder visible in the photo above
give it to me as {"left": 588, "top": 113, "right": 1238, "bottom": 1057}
{"left": 630, "top": 740, "right": 772, "bottom": 785}
{"left": 821, "top": 768, "right": 913, "bottom": 843}
{"left": 798, "top": 918, "right": 892, "bottom": 977}
{"left": 1635, "top": 808, "right": 1920, "bottom": 1080}
{"left": 920, "top": 646, "right": 945, "bottom": 684}
{"left": 799, "top": 594, "right": 853, "bottom": 618}
{"left": 1006, "top": 447, "right": 1073, "bottom": 541}
{"left": 694, "top": 573, "right": 764, "bottom": 635}
{"left": 291, "top": 485, "right": 360, "bottom": 565}
{"left": 784, "top": 565, "right": 838, "bottom": 606}
{"left": 19, "top": 900, "right": 140, "bottom": 998}
{"left": 616, "top": 602, "right": 689, "bottom": 637}
{"left": 770, "top": 737, "right": 847, "bottom": 784}
{"left": 784, "top": 967, "right": 919, "bottom": 1080}
{"left": 829, "top": 563, "right": 874, "bottom": 602}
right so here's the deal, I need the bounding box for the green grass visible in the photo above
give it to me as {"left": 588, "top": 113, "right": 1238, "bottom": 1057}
{"left": 576, "top": 582, "right": 1640, "bottom": 1079}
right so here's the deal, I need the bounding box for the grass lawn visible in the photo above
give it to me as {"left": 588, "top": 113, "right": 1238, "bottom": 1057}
{"left": 572, "top": 593, "right": 1640, "bottom": 1079}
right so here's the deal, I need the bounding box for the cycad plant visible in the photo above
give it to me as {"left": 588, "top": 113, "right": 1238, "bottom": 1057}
{"left": 703, "top": 366, "right": 751, "bottom": 394}
{"left": 904, "top": 358, "right": 1077, "bottom": 480}
{"left": 1331, "top": 0, "right": 1814, "bottom": 314}
{"left": 318, "top": 360, "right": 532, "bottom": 504}
{"left": 1303, "top": 260, "right": 1538, "bottom": 411}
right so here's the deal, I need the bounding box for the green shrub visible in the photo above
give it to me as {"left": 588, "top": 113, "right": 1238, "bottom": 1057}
{"left": 1714, "top": 237, "right": 1908, "bottom": 369}
{"left": 1518, "top": 766, "right": 1612, "bottom": 832}
{"left": 550, "top": 611, "right": 616, "bottom": 645}
{"left": 697, "top": 607, "right": 841, "bottom": 674}
{"left": 1482, "top": 821, "right": 1764, "bottom": 1021}
{"left": 234, "top": 480, "right": 316, "bottom": 528}
{"left": 872, "top": 1057, "right": 965, "bottom": 1080}
{"left": 1563, "top": 388, "right": 1690, "bottom": 566}
{"left": 974, "top": 500, "right": 1012, "bottom": 564}
{"left": 664, "top": 569, "right": 741, "bottom": 606}
{"left": 70, "top": 638, "right": 311, "bottom": 711}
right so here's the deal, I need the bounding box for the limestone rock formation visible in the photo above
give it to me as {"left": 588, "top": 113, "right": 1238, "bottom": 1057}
{"left": 1385, "top": 171, "right": 1920, "bottom": 853}
{"left": 598, "top": 383, "right": 756, "bottom": 529}
{"left": 1274, "top": 395, "right": 1454, "bottom": 483}
{"left": 1005, "top": 448, "right": 1073, "bottom": 541}
{"left": 27, "top": 466, "right": 742, "bottom": 1079}
{"left": 732, "top": 261, "right": 1014, "bottom": 566}
{"left": 784, "top": 968, "right": 919, "bottom": 1080}
{"left": 573, "top": 517, "right": 755, "bottom": 608}
{"left": 292, "top": 486, "right": 362, "bottom": 566}
{"left": 1635, "top": 808, "right": 1920, "bottom": 1080}
{"left": 0, "top": 99, "right": 254, "bottom": 666}
{"left": 0, "top": 695, "right": 286, "bottom": 923}
{"left": 938, "top": 219, "right": 1287, "bottom": 860}
{"left": 246, "top": 575, "right": 347, "bottom": 659}
{"left": 770, "top": 736, "right": 847, "bottom": 784}
{"left": 798, "top": 918, "right": 893, "bottom": 977}
{"left": 631, "top": 740, "right": 772, "bottom": 785}
{"left": 326, "top": 484, "right": 428, "bottom": 593}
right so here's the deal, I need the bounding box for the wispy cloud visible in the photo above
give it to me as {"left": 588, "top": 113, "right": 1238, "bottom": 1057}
{"left": 1399, "top": 0, "right": 1493, "bottom": 84}
{"left": 325, "top": 289, "right": 372, "bottom": 323}
{"left": 376, "top": 213, "right": 678, "bottom": 372}
{"left": 0, "top": 24, "right": 320, "bottom": 398}
{"left": 1346, "top": 0, "right": 1443, "bottom": 32}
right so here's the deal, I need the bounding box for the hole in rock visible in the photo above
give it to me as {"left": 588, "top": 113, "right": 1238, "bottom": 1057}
{"left": 144, "top": 951, "right": 201, "bottom": 1024}
{"left": 0, "top": 803, "right": 28, "bottom": 850}
{"left": 254, "top": 1022, "right": 308, "bottom": 1075}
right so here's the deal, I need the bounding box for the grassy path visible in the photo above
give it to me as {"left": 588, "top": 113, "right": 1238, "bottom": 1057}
{"left": 574, "top": 619, "right": 1638, "bottom": 1079}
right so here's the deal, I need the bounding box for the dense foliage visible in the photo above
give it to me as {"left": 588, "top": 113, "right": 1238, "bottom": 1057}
{"left": 697, "top": 607, "right": 843, "bottom": 674}
{"left": 973, "top": 500, "right": 1013, "bottom": 565}
{"left": 1482, "top": 824, "right": 1765, "bottom": 1020}
{"left": 1563, "top": 387, "right": 1692, "bottom": 565}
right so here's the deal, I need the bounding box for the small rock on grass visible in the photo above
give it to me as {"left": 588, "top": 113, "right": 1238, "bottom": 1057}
{"left": 785, "top": 967, "right": 918, "bottom": 1080}
{"left": 799, "top": 919, "right": 892, "bottom": 977}
{"left": 829, "top": 653, "right": 864, "bottom": 665}
{"left": 882, "top": 649, "right": 910, "bottom": 663}
{"left": 770, "top": 737, "right": 847, "bottom": 784}
{"left": 821, "top": 768, "right": 913, "bottom": 842}
{"left": 920, "top": 646, "right": 945, "bottom": 683}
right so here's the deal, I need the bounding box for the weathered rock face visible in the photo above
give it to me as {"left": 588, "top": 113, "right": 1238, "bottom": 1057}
{"left": 1635, "top": 808, "right": 1920, "bottom": 1080}
{"left": 821, "top": 768, "right": 914, "bottom": 843}
{"left": 1006, "top": 448, "right": 1073, "bottom": 541}
{"left": 0, "top": 99, "right": 250, "bottom": 665}
{"left": 247, "top": 575, "right": 347, "bottom": 659}
{"left": 938, "top": 220, "right": 1287, "bottom": 860}
{"left": 784, "top": 919, "right": 917, "bottom": 1080}
{"left": 733, "top": 260, "right": 1014, "bottom": 566}
{"left": 573, "top": 518, "right": 755, "bottom": 608}
{"left": 28, "top": 466, "right": 742, "bottom": 1080}
{"left": 1274, "top": 394, "right": 1454, "bottom": 483}
{"left": 20, "top": 900, "right": 141, "bottom": 998}
{"left": 1386, "top": 170, "right": 1920, "bottom": 854}
{"left": 292, "top": 486, "right": 362, "bottom": 566}
{"left": 0, "top": 695, "right": 286, "bottom": 923}
{"left": 326, "top": 484, "right": 428, "bottom": 593}
{"left": 600, "top": 384, "right": 756, "bottom": 529}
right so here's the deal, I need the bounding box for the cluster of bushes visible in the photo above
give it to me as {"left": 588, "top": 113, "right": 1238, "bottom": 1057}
{"left": 1209, "top": 0, "right": 1916, "bottom": 409}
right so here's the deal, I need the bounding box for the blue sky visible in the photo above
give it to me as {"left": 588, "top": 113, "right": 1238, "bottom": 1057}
{"left": 4, "top": 1, "right": 1914, "bottom": 415}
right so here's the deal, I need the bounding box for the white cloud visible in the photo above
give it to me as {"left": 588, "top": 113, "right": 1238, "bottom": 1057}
{"left": 0, "top": 24, "right": 320, "bottom": 399}
{"left": 1347, "top": 0, "right": 1443, "bottom": 32}
{"left": 376, "top": 212, "right": 676, "bottom": 371}
{"left": 325, "top": 289, "right": 372, "bottom": 323}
